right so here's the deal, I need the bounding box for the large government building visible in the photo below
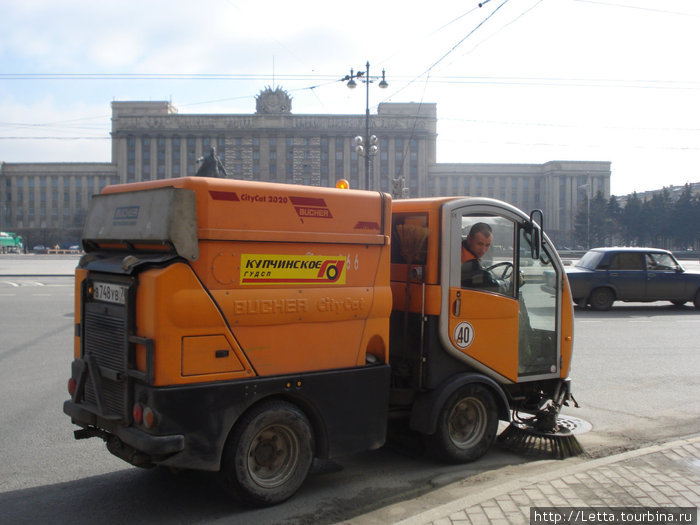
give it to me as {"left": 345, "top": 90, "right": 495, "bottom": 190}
{"left": 1, "top": 87, "right": 610, "bottom": 249}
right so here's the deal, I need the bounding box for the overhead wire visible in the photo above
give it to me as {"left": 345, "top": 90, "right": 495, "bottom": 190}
{"left": 455, "top": 0, "right": 544, "bottom": 61}
{"left": 570, "top": 0, "right": 700, "bottom": 17}
{"left": 385, "top": 0, "right": 512, "bottom": 102}
{"left": 386, "top": 0, "right": 514, "bottom": 183}
{"left": 2, "top": 0, "right": 698, "bottom": 149}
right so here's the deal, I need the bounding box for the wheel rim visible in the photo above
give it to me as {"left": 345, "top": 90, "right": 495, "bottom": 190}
{"left": 447, "top": 396, "right": 487, "bottom": 449}
{"left": 247, "top": 424, "right": 300, "bottom": 489}
{"left": 592, "top": 289, "right": 612, "bottom": 309}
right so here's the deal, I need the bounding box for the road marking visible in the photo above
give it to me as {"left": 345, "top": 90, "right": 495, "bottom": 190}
{"left": 1, "top": 281, "right": 20, "bottom": 287}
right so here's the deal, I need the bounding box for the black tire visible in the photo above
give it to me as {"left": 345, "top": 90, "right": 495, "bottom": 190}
{"left": 425, "top": 384, "right": 498, "bottom": 463}
{"left": 220, "top": 401, "right": 314, "bottom": 507}
{"left": 589, "top": 288, "right": 614, "bottom": 311}
{"left": 694, "top": 290, "right": 700, "bottom": 310}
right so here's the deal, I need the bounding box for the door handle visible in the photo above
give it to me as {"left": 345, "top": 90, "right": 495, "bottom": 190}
{"left": 453, "top": 291, "right": 461, "bottom": 316}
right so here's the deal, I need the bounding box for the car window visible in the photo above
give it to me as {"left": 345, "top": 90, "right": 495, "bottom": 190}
{"left": 576, "top": 251, "right": 604, "bottom": 270}
{"left": 609, "top": 252, "right": 644, "bottom": 270}
{"left": 646, "top": 253, "right": 678, "bottom": 271}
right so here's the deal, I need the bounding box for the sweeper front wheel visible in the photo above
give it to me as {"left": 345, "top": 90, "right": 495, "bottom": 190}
{"left": 425, "top": 384, "right": 498, "bottom": 463}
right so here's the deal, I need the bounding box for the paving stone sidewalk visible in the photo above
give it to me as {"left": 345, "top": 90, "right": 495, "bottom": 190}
{"left": 395, "top": 436, "right": 699, "bottom": 525}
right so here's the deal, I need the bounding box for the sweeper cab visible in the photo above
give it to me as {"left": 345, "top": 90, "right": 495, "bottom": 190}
{"left": 64, "top": 176, "right": 579, "bottom": 507}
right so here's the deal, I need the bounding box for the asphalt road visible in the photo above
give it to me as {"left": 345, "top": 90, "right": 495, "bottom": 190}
{"left": 0, "top": 259, "right": 699, "bottom": 524}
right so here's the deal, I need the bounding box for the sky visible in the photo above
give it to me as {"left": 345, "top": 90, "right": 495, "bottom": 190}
{"left": 1, "top": 0, "right": 699, "bottom": 196}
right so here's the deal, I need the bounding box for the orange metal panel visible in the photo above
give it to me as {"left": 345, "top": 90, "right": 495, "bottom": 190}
{"left": 104, "top": 178, "right": 396, "bottom": 384}
{"left": 181, "top": 335, "right": 244, "bottom": 376}
{"left": 234, "top": 320, "right": 364, "bottom": 376}
{"left": 102, "top": 177, "right": 389, "bottom": 244}
{"left": 560, "top": 276, "right": 575, "bottom": 378}
{"left": 447, "top": 287, "right": 520, "bottom": 382}
{"left": 135, "top": 263, "right": 255, "bottom": 386}
{"left": 74, "top": 268, "right": 87, "bottom": 359}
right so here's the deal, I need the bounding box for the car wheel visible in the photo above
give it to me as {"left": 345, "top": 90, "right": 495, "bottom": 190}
{"left": 589, "top": 288, "right": 614, "bottom": 311}
{"left": 220, "top": 401, "right": 314, "bottom": 507}
{"left": 424, "top": 384, "right": 498, "bottom": 463}
{"left": 694, "top": 290, "right": 700, "bottom": 310}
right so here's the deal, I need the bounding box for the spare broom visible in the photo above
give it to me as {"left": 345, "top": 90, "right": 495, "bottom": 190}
{"left": 395, "top": 223, "right": 429, "bottom": 360}
{"left": 386, "top": 224, "right": 430, "bottom": 457}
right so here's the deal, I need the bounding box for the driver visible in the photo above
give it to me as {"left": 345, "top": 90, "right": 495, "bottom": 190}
{"left": 461, "top": 222, "right": 510, "bottom": 294}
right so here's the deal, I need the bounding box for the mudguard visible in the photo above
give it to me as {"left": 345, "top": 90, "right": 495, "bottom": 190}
{"left": 409, "top": 373, "right": 511, "bottom": 435}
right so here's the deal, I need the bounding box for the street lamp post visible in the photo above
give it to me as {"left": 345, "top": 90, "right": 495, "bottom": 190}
{"left": 343, "top": 61, "right": 388, "bottom": 191}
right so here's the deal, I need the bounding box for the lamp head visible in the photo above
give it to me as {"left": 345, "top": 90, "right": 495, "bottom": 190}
{"left": 378, "top": 69, "right": 388, "bottom": 89}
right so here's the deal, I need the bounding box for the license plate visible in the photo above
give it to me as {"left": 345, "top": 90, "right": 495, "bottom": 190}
{"left": 92, "top": 282, "right": 127, "bottom": 305}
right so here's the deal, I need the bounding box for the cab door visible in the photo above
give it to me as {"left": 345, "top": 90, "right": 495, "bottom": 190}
{"left": 438, "top": 200, "right": 562, "bottom": 384}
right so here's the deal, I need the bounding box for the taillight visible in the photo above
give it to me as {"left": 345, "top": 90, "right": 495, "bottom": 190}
{"left": 68, "top": 377, "right": 76, "bottom": 396}
{"left": 132, "top": 402, "right": 157, "bottom": 428}
{"left": 143, "top": 407, "right": 155, "bottom": 429}
{"left": 132, "top": 402, "right": 143, "bottom": 425}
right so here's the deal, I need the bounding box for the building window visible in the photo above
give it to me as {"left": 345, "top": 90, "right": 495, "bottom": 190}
{"left": 410, "top": 174, "right": 419, "bottom": 196}
{"left": 127, "top": 136, "right": 136, "bottom": 183}
{"left": 172, "top": 138, "right": 181, "bottom": 176}
{"left": 217, "top": 138, "right": 226, "bottom": 164}
{"left": 186, "top": 137, "right": 196, "bottom": 176}
{"left": 395, "top": 138, "right": 404, "bottom": 162}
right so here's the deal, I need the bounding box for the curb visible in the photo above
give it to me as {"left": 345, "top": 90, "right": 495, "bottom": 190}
{"left": 392, "top": 434, "right": 700, "bottom": 525}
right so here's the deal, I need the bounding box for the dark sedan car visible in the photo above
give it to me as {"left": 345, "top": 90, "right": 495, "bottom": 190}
{"left": 566, "top": 247, "right": 700, "bottom": 310}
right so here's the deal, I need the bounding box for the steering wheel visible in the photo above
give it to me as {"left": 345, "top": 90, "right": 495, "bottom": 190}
{"left": 484, "top": 261, "right": 513, "bottom": 280}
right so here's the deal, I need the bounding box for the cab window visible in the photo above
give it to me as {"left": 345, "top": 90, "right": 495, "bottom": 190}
{"left": 460, "top": 215, "right": 516, "bottom": 298}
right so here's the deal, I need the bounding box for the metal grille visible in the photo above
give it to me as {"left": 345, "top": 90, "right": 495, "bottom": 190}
{"left": 83, "top": 306, "right": 128, "bottom": 417}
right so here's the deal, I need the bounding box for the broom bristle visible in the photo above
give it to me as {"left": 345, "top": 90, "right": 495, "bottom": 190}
{"left": 396, "top": 224, "right": 429, "bottom": 264}
{"left": 498, "top": 421, "right": 584, "bottom": 460}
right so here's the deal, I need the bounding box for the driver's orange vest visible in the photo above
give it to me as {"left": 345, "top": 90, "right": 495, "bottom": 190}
{"left": 461, "top": 244, "right": 477, "bottom": 264}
